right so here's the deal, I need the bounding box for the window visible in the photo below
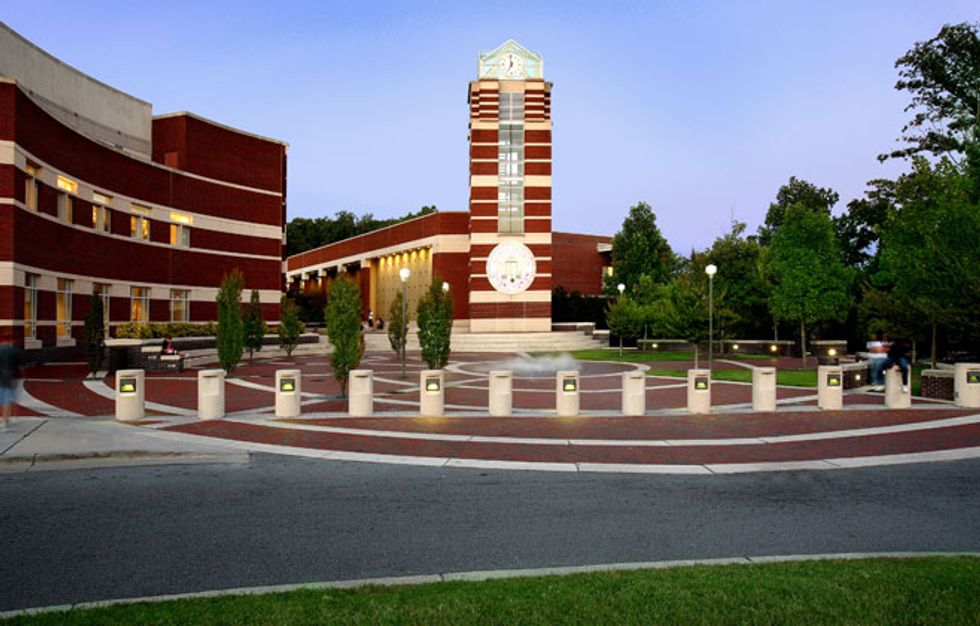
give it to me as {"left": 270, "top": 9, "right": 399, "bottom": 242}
{"left": 498, "top": 92, "right": 525, "bottom": 234}
{"left": 56, "top": 278, "right": 73, "bottom": 338}
{"left": 170, "top": 224, "right": 190, "bottom": 247}
{"left": 24, "top": 273, "right": 38, "bottom": 339}
{"left": 57, "top": 193, "right": 73, "bottom": 223}
{"left": 130, "top": 287, "right": 150, "bottom": 323}
{"left": 170, "top": 289, "right": 190, "bottom": 322}
{"left": 56, "top": 176, "right": 78, "bottom": 194}
{"left": 24, "top": 164, "right": 39, "bottom": 211}
{"left": 92, "top": 193, "right": 112, "bottom": 232}
{"left": 93, "top": 282, "right": 111, "bottom": 334}
{"left": 131, "top": 215, "right": 150, "bottom": 241}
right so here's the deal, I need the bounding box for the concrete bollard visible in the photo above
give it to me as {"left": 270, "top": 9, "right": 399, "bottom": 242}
{"left": 198, "top": 369, "right": 226, "bottom": 420}
{"left": 275, "top": 369, "right": 302, "bottom": 418}
{"left": 556, "top": 370, "right": 580, "bottom": 417}
{"left": 489, "top": 370, "right": 513, "bottom": 416}
{"left": 621, "top": 371, "right": 646, "bottom": 415}
{"left": 752, "top": 367, "right": 777, "bottom": 412}
{"left": 687, "top": 369, "right": 711, "bottom": 414}
{"left": 884, "top": 366, "right": 911, "bottom": 409}
{"left": 349, "top": 370, "right": 374, "bottom": 417}
{"left": 954, "top": 363, "right": 980, "bottom": 408}
{"left": 420, "top": 369, "right": 445, "bottom": 417}
{"left": 115, "top": 369, "right": 145, "bottom": 421}
{"left": 817, "top": 365, "right": 843, "bottom": 410}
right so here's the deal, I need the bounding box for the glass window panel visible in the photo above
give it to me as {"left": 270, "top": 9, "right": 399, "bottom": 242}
{"left": 56, "top": 278, "right": 72, "bottom": 337}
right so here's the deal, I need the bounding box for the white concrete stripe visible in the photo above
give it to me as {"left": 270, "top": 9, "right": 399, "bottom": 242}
{"left": 14, "top": 380, "right": 81, "bottom": 417}
{"left": 3, "top": 551, "right": 976, "bottom": 619}
{"left": 82, "top": 379, "right": 197, "bottom": 417}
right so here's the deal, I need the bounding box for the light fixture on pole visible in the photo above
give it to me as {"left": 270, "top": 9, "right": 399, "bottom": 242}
{"left": 399, "top": 267, "right": 411, "bottom": 379}
{"left": 617, "top": 283, "right": 626, "bottom": 357}
{"left": 705, "top": 264, "right": 717, "bottom": 371}
{"left": 442, "top": 281, "right": 449, "bottom": 292}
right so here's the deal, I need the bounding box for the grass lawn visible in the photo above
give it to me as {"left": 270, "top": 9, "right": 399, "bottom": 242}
{"left": 7, "top": 557, "right": 979, "bottom": 625}
{"left": 566, "top": 349, "right": 775, "bottom": 364}
{"left": 646, "top": 368, "right": 818, "bottom": 387}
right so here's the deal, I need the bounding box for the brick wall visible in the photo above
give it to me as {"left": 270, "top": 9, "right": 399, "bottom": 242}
{"left": 921, "top": 370, "right": 954, "bottom": 400}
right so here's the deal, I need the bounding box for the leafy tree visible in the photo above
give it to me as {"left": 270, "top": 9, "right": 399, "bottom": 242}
{"left": 286, "top": 206, "right": 438, "bottom": 256}
{"left": 833, "top": 179, "right": 894, "bottom": 270}
{"left": 608, "top": 202, "right": 675, "bottom": 292}
{"left": 757, "top": 177, "right": 839, "bottom": 245}
{"left": 84, "top": 292, "right": 105, "bottom": 378}
{"left": 761, "top": 205, "right": 852, "bottom": 365}
{"left": 216, "top": 269, "right": 245, "bottom": 375}
{"left": 278, "top": 296, "right": 302, "bottom": 357}
{"left": 387, "top": 291, "right": 407, "bottom": 361}
{"left": 669, "top": 252, "right": 737, "bottom": 347}
{"left": 872, "top": 158, "right": 980, "bottom": 366}
{"left": 880, "top": 21, "right": 980, "bottom": 166}
{"left": 605, "top": 294, "right": 644, "bottom": 351}
{"left": 325, "top": 276, "right": 363, "bottom": 396}
{"left": 416, "top": 279, "right": 454, "bottom": 369}
{"left": 243, "top": 289, "right": 266, "bottom": 359}
{"left": 704, "top": 222, "right": 769, "bottom": 337}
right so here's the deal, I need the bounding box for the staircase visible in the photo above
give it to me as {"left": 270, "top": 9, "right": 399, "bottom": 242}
{"left": 364, "top": 329, "right": 606, "bottom": 353}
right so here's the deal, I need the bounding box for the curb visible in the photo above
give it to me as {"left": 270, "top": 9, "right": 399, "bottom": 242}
{"left": 2, "top": 551, "right": 978, "bottom": 619}
{"left": 0, "top": 451, "right": 249, "bottom": 472}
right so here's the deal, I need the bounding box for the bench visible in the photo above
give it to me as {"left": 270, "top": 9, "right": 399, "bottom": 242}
{"left": 140, "top": 346, "right": 184, "bottom": 373}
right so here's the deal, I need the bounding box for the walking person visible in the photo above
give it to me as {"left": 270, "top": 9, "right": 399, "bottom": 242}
{"left": 866, "top": 331, "right": 889, "bottom": 391}
{"left": 0, "top": 332, "right": 25, "bottom": 429}
{"left": 882, "top": 338, "right": 911, "bottom": 394}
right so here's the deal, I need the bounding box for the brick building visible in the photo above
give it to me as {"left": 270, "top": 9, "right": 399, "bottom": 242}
{"left": 286, "top": 40, "right": 612, "bottom": 330}
{"left": 0, "top": 23, "right": 286, "bottom": 357}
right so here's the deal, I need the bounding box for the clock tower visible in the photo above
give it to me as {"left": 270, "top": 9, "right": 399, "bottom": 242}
{"left": 468, "top": 40, "right": 553, "bottom": 332}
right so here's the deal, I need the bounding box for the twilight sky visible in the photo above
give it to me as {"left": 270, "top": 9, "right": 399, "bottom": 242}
{"left": 3, "top": 1, "right": 976, "bottom": 252}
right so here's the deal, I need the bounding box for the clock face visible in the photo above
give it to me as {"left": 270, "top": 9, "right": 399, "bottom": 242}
{"left": 486, "top": 242, "right": 536, "bottom": 294}
{"left": 496, "top": 52, "right": 525, "bottom": 78}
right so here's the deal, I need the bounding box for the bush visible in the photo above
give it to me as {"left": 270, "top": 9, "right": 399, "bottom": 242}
{"left": 325, "top": 276, "right": 363, "bottom": 396}
{"left": 216, "top": 269, "right": 245, "bottom": 375}
{"left": 84, "top": 292, "right": 105, "bottom": 377}
{"left": 114, "top": 322, "right": 219, "bottom": 339}
{"left": 278, "top": 296, "right": 302, "bottom": 357}
{"left": 244, "top": 289, "right": 266, "bottom": 359}
{"left": 417, "top": 278, "right": 453, "bottom": 369}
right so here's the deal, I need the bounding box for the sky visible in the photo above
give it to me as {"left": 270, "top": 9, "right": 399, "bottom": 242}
{"left": 2, "top": 1, "right": 977, "bottom": 252}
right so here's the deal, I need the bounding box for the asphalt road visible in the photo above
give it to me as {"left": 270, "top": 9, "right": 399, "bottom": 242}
{"left": 2, "top": 455, "right": 980, "bottom": 611}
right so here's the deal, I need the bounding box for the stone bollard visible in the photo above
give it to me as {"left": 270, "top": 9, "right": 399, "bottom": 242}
{"left": 752, "top": 367, "right": 777, "bottom": 412}
{"left": 420, "top": 369, "right": 444, "bottom": 417}
{"left": 115, "top": 369, "right": 145, "bottom": 422}
{"left": 275, "top": 369, "right": 302, "bottom": 418}
{"left": 954, "top": 363, "right": 980, "bottom": 408}
{"left": 556, "top": 370, "right": 580, "bottom": 417}
{"left": 349, "top": 370, "right": 374, "bottom": 417}
{"left": 621, "top": 371, "right": 646, "bottom": 415}
{"left": 687, "top": 369, "right": 711, "bottom": 414}
{"left": 489, "top": 370, "right": 513, "bottom": 416}
{"left": 884, "top": 366, "right": 911, "bottom": 409}
{"left": 198, "top": 369, "right": 226, "bottom": 420}
{"left": 817, "top": 365, "right": 843, "bottom": 410}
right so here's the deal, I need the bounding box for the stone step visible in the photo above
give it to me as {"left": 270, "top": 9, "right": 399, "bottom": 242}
{"left": 363, "top": 331, "right": 605, "bottom": 353}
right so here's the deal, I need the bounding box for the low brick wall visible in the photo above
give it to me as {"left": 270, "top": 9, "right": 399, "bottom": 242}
{"left": 921, "top": 369, "right": 954, "bottom": 401}
{"left": 841, "top": 362, "right": 870, "bottom": 390}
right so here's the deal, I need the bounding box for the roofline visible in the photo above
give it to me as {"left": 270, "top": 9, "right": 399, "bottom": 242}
{"left": 287, "top": 210, "right": 468, "bottom": 262}
{"left": 154, "top": 111, "right": 289, "bottom": 148}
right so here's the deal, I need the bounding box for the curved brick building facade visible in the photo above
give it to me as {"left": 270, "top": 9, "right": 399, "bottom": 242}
{"left": 286, "top": 41, "right": 611, "bottom": 330}
{"left": 0, "top": 23, "right": 286, "bottom": 356}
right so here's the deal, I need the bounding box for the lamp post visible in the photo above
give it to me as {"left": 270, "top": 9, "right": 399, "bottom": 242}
{"left": 399, "top": 267, "right": 411, "bottom": 379}
{"left": 442, "top": 281, "right": 449, "bottom": 293}
{"left": 705, "top": 264, "right": 717, "bottom": 372}
{"left": 617, "top": 283, "right": 626, "bottom": 357}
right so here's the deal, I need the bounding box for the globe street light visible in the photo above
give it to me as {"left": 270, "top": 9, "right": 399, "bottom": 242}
{"left": 442, "top": 281, "right": 449, "bottom": 292}
{"left": 705, "top": 264, "right": 717, "bottom": 372}
{"left": 617, "top": 283, "right": 626, "bottom": 356}
{"left": 399, "top": 267, "right": 411, "bottom": 379}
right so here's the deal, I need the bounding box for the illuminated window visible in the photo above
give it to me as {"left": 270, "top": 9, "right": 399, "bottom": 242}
{"left": 57, "top": 193, "right": 73, "bottom": 223}
{"left": 170, "top": 224, "right": 190, "bottom": 247}
{"left": 131, "top": 216, "right": 150, "bottom": 241}
{"left": 170, "top": 289, "right": 190, "bottom": 322}
{"left": 130, "top": 287, "right": 150, "bottom": 323}
{"left": 56, "top": 176, "right": 78, "bottom": 194}
{"left": 92, "top": 193, "right": 112, "bottom": 232}
{"left": 24, "top": 273, "right": 38, "bottom": 339}
{"left": 24, "top": 164, "right": 39, "bottom": 211}
{"left": 56, "top": 278, "right": 73, "bottom": 337}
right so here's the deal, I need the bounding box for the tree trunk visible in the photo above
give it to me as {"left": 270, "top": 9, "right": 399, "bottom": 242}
{"left": 800, "top": 319, "right": 806, "bottom": 368}
{"left": 930, "top": 322, "right": 937, "bottom": 369}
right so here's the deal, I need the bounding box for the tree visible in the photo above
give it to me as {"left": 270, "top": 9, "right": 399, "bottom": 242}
{"left": 833, "top": 179, "right": 894, "bottom": 270}
{"left": 872, "top": 157, "right": 980, "bottom": 366}
{"left": 387, "top": 291, "right": 407, "bottom": 361}
{"left": 761, "top": 204, "right": 852, "bottom": 365}
{"left": 325, "top": 276, "right": 363, "bottom": 396}
{"left": 605, "top": 294, "right": 644, "bottom": 352}
{"left": 216, "top": 269, "right": 245, "bottom": 375}
{"left": 416, "top": 279, "right": 454, "bottom": 369}
{"left": 880, "top": 21, "right": 980, "bottom": 165}
{"left": 669, "top": 252, "right": 737, "bottom": 347}
{"left": 278, "top": 296, "right": 302, "bottom": 357}
{"left": 285, "top": 206, "right": 439, "bottom": 256}
{"left": 243, "top": 289, "right": 266, "bottom": 359}
{"left": 84, "top": 292, "right": 105, "bottom": 378}
{"left": 757, "top": 177, "right": 839, "bottom": 245}
{"left": 608, "top": 202, "right": 675, "bottom": 292}
{"left": 704, "top": 222, "right": 769, "bottom": 337}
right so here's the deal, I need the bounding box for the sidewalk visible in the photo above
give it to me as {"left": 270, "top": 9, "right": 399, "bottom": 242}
{"left": 0, "top": 417, "right": 247, "bottom": 472}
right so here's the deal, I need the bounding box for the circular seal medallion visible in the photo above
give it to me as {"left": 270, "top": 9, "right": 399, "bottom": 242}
{"left": 486, "top": 242, "right": 537, "bottom": 295}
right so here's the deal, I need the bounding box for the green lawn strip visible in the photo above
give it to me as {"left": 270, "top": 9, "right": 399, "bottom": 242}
{"left": 7, "top": 557, "right": 979, "bottom": 626}
{"left": 565, "top": 349, "right": 696, "bottom": 363}
{"left": 645, "top": 368, "right": 818, "bottom": 387}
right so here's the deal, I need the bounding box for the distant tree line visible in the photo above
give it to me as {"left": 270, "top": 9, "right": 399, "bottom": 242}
{"left": 286, "top": 206, "right": 438, "bottom": 257}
